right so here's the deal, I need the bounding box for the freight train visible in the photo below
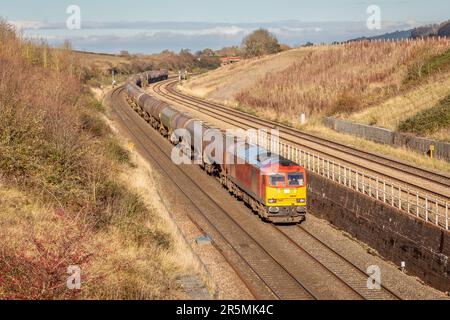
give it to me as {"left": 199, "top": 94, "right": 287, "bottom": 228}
{"left": 133, "top": 70, "right": 169, "bottom": 88}
{"left": 125, "top": 70, "right": 307, "bottom": 224}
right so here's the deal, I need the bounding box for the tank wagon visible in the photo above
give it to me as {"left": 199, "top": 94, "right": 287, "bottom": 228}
{"left": 125, "top": 71, "right": 307, "bottom": 223}
{"left": 132, "top": 70, "right": 169, "bottom": 87}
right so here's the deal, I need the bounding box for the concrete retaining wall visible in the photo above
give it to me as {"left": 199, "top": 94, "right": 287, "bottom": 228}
{"left": 308, "top": 171, "right": 450, "bottom": 292}
{"left": 323, "top": 117, "right": 450, "bottom": 161}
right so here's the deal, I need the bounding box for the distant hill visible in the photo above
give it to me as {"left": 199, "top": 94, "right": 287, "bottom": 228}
{"left": 349, "top": 20, "right": 450, "bottom": 42}
{"left": 370, "top": 29, "right": 412, "bottom": 40}
{"left": 350, "top": 29, "right": 412, "bottom": 42}
{"left": 438, "top": 21, "right": 450, "bottom": 37}
{"left": 411, "top": 24, "right": 441, "bottom": 38}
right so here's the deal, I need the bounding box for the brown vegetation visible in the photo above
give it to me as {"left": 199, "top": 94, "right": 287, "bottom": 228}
{"left": 234, "top": 39, "right": 450, "bottom": 121}
{"left": 0, "top": 19, "right": 187, "bottom": 299}
{"left": 181, "top": 37, "right": 450, "bottom": 166}
{"left": 180, "top": 49, "right": 307, "bottom": 102}
{"left": 76, "top": 48, "right": 221, "bottom": 88}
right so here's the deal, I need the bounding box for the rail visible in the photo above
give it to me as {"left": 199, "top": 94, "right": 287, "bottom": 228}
{"left": 246, "top": 134, "right": 450, "bottom": 231}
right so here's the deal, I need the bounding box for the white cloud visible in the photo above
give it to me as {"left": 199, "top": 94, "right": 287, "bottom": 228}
{"left": 136, "top": 25, "right": 248, "bottom": 37}
{"left": 10, "top": 20, "right": 51, "bottom": 30}
{"left": 12, "top": 19, "right": 434, "bottom": 54}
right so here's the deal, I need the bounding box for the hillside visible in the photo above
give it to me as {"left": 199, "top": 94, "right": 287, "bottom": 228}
{"left": 181, "top": 39, "right": 450, "bottom": 132}
{"left": 180, "top": 38, "right": 450, "bottom": 172}
{"left": 180, "top": 49, "right": 308, "bottom": 102}
{"left": 0, "top": 20, "right": 197, "bottom": 299}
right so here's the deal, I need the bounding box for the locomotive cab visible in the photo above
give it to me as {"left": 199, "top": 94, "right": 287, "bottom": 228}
{"left": 263, "top": 162, "right": 307, "bottom": 223}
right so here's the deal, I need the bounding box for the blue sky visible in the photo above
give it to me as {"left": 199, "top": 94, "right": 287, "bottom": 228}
{"left": 3, "top": 0, "right": 449, "bottom": 53}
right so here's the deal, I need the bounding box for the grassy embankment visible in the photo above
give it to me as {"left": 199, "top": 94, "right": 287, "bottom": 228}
{"left": 349, "top": 47, "right": 450, "bottom": 141}
{"left": 0, "top": 20, "right": 197, "bottom": 299}
{"left": 180, "top": 39, "right": 450, "bottom": 172}
{"left": 398, "top": 94, "right": 450, "bottom": 139}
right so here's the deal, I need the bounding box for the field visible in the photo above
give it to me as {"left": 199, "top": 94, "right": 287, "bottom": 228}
{"left": 0, "top": 20, "right": 199, "bottom": 299}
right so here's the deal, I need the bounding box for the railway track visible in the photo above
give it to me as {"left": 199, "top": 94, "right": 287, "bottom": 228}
{"left": 112, "top": 86, "right": 317, "bottom": 300}
{"left": 112, "top": 86, "right": 405, "bottom": 300}
{"left": 151, "top": 79, "right": 450, "bottom": 202}
{"left": 275, "top": 225, "right": 402, "bottom": 300}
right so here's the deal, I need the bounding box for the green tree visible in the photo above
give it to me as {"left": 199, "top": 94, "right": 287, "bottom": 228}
{"left": 242, "top": 28, "right": 280, "bottom": 58}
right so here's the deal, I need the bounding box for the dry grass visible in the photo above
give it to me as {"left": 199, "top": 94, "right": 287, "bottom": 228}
{"left": 234, "top": 39, "right": 450, "bottom": 118}
{"left": 181, "top": 39, "right": 450, "bottom": 170}
{"left": 180, "top": 49, "right": 308, "bottom": 102}
{"left": 182, "top": 39, "right": 450, "bottom": 127}
{"left": 0, "top": 19, "right": 196, "bottom": 300}
{"left": 430, "top": 126, "right": 450, "bottom": 142}
{"left": 0, "top": 177, "right": 189, "bottom": 300}
{"left": 81, "top": 158, "right": 192, "bottom": 300}
{"left": 73, "top": 51, "right": 129, "bottom": 72}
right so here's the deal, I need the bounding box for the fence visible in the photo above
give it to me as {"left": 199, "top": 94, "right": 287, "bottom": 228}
{"left": 323, "top": 117, "right": 450, "bottom": 161}
{"left": 246, "top": 133, "right": 450, "bottom": 231}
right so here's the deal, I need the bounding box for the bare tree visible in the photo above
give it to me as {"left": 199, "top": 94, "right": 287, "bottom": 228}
{"left": 438, "top": 21, "right": 450, "bottom": 37}
{"left": 216, "top": 46, "right": 242, "bottom": 57}
{"left": 411, "top": 24, "right": 440, "bottom": 38}
{"left": 242, "top": 28, "right": 280, "bottom": 58}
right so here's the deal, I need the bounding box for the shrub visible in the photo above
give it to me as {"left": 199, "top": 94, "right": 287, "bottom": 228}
{"left": 0, "top": 210, "right": 96, "bottom": 300}
{"left": 80, "top": 112, "right": 108, "bottom": 138}
{"left": 405, "top": 48, "right": 450, "bottom": 83}
{"left": 329, "top": 91, "right": 360, "bottom": 115}
{"left": 398, "top": 94, "right": 450, "bottom": 135}
{"left": 107, "top": 139, "right": 130, "bottom": 164}
{"left": 0, "top": 19, "right": 178, "bottom": 300}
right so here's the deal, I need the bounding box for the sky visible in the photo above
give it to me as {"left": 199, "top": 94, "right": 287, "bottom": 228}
{"left": 2, "top": 0, "right": 450, "bottom": 53}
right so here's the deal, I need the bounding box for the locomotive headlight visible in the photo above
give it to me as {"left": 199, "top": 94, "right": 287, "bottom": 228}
{"left": 297, "top": 198, "right": 306, "bottom": 203}
{"left": 268, "top": 199, "right": 277, "bottom": 204}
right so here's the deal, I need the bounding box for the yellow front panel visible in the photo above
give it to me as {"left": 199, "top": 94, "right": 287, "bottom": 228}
{"left": 266, "top": 187, "right": 307, "bottom": 207}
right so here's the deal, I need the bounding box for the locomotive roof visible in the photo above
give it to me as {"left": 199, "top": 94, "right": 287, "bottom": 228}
{"left": 235, "top": 142, "right": 297, "bottom": 169}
